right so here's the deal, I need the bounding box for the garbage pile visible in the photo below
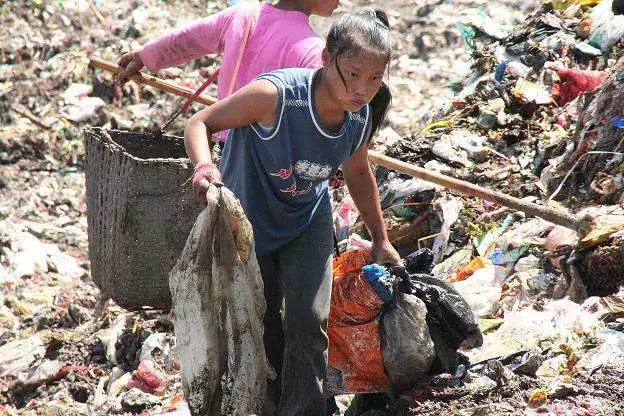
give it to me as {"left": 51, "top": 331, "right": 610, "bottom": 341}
{"left": 2, "top": 0, "right": 624, "bottom": 415}
{"left": 335, "top": 0, "right": 624, "bottom": 414}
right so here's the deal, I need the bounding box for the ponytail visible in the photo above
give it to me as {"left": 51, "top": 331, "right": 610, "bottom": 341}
{"left": 369, "top": 81, "right": 391, "bottom": 141}
{"left": 369, "top": 10, "right": 391, "bottom": 141}
{"left": 374, "top": 9, "right": 389, "bottom": 29}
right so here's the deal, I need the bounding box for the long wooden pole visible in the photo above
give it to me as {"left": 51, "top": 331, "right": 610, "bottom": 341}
{"left": 89, "top": 56, "right": 217, "bottom": 106}
{"left": 90, "top": 56, "right": 585, "bottom": 232}
{"left": 368, "top": 151, "right": 584, "bottom": 231}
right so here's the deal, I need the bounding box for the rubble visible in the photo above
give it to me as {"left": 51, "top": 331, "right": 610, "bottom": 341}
{"left": 2, "top": 0, "right": 624, "bottom": 415}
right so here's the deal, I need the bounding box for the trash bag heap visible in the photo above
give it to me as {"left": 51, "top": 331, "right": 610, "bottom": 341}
{"left": 327, "top": 248, "right": 482, "bottom": 396}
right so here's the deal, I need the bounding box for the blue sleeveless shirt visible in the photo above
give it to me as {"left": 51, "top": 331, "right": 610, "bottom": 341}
{"left": 220, "top": 68, "right": 371, "bottom": 255}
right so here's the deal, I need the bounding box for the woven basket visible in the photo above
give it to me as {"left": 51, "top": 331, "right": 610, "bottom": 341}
{"left": 84, "top": 127, "right": 202, "bottom": 310}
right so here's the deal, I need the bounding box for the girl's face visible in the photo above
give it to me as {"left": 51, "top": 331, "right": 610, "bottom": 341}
{"left": 308, "top": 0, "right": 340, "bottom": 17}
{"left": 322, "top": 49, "right": 387, "bottom": 113}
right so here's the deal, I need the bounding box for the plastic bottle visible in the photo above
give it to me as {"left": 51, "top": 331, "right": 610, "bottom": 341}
{"left": 490, "top": 247, "right": 506, "bottom": 266}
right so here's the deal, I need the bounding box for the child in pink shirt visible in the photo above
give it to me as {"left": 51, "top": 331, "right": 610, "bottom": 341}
{"left": 116, "top": 0, "right": 338, "bottom": 141}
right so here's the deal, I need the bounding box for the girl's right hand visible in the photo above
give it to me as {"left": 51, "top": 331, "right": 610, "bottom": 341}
{"left": 192, "top": 162, "right": 222, "bottom": 205}
{"left": 115, "top": 51, "right": 144, "bottom": 85}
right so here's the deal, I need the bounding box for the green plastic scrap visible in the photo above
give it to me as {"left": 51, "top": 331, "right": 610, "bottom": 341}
{"left": 454, "top": 22, "right": 477, "bottom": 49}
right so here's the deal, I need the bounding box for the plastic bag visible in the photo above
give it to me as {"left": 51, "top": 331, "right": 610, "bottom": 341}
{"left": 169, "top": 186, "right": 267, "bottom": 416}
{"left": 327, "top": 250, "right": 388, "bottom": 395}
{"left": 334, "top": 196, "right": 359, "bottom": 241}
{"left": 579, "top": 328, "right": 624, "bottom": 370}
{"left": 589, "top": 15, "right": 624, "bottom": 51}
{"left": 404, "top": 248, "right": 435, "bottom": 274}
{"left": 453, "top": 266, "right": 504, "bottom": 317}
{"left": 362, "top": 264, "right": 394, "bottom": 303}
{"left": 396, "top": 267, "right": 483, "bottom": 373}
{"left": 380, "top": 293, "right": 435, "bottom": 393}
{"left": 588, "top": 0, "right": 624, "bottom": 51}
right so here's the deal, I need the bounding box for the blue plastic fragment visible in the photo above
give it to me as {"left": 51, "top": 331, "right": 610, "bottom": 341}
{"left": 495, "top": 60, "right": 508, "bottom": 83}
{"left": 613, "top": 119, "right": 624, "bottom": 129}
{"left": 362, "top": 263, "right": 386, "bottom": 284}
{"left": 362, "top": 264, "right": 394, "bottom": 302}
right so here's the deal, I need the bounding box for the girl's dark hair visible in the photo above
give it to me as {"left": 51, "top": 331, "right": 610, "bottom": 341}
{"left": 326, "top": 9, "right": 391, "bottom": 141}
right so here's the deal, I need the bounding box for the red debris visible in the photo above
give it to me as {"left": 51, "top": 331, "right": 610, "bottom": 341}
{"left": 552, "top": 68, "right": 607, "bottom": 105}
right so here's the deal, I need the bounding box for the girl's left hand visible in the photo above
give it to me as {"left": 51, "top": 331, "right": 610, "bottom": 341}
{"left": 372, "top": 239, "right": 402, "bottom": 266}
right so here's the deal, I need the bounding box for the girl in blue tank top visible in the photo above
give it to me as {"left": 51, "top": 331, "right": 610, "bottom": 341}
{"left": 185, "top": 9, "right": 399, "bottom": 416}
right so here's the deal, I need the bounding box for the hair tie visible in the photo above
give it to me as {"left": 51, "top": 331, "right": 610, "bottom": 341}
{"left": 357, "top": 9, "right": 388, "bottom": 30}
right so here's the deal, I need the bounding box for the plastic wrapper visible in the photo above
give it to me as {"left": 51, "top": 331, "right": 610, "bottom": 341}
{"left": 169, "top": 185, "right": 267, "bottom": 416}
{"left": 453, "top": 256, "right": 488, "bottom": 281}
{"left": 380, "top": 293, "right": 435, "bottom": 392}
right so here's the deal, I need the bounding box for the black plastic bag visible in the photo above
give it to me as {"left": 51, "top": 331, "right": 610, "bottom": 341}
{"left": 391, "top": 251, "right": 483, "bottom": 374}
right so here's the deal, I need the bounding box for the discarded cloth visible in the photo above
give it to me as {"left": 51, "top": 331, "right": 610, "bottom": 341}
{"left": 169, "top": 186, "right": 267, "bottom": 416}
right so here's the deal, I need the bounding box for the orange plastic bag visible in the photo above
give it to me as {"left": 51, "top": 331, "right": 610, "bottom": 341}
{"left": 453, "top": 256, "right": 487, "bottom": 281}
{"left": 327, "top": 250, "right": 388, "bottom": 395}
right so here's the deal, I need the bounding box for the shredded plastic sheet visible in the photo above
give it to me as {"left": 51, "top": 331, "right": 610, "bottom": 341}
{"left": 169, "top": 186, "right": 267, "bottom": 416}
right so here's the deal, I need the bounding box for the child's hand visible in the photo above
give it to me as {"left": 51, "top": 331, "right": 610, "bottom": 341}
{"left": 192, "top": 162, "right": 222, "bottom": 205}
{"left": 115, "top": 51, "right": 144, "bottom": 85}
{"left": 372, "top": 239, "right": 402, "bottom": 266}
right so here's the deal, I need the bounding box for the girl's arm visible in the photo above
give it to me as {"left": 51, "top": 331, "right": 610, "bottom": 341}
{"left": 185, "top": 79, "right": 278, "bottom": 164}
{"left": 117, "top": 8, "right": 239, "bottom": 82}
{"left": 342, "top": 144, "right": 401, "bottom": 265}
{"left": 138, "top": 7, "right": 239, "bottom": 72}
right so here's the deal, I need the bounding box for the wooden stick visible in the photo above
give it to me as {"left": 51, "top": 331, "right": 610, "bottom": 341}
{"left": 11, "top": 103, "right": 53, "bottom": 130}
{"left": 89, "top": 56, "right": 218, "bottom": 106}
{"left": 88, "top": 0, "right": 106, "bottom": 26}
{"left": 368, "top": 150, "right": 585, "bottom": 232}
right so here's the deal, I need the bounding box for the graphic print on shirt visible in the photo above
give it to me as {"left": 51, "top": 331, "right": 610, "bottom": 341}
{"left": 349, "top": 112, "right": 367, "bottom": 125}
{"left": 269, "top": 159, "right": 332, "bottom": 198}
{"left": 281, "top": 181, "right": 313, "bottom": 197}
{"left": 294, "top": 160, "right": 332, "bottom": 181}
{"left": 285, "top": 99, "right": 308, "bottom": 108}
{"left": 270, "top": 165, "right": 293, "bottom": 180}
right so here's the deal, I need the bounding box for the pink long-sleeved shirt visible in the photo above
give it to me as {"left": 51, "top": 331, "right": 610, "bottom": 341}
{"left": 139, "top": 2, "right": 325, "bottom": 140}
